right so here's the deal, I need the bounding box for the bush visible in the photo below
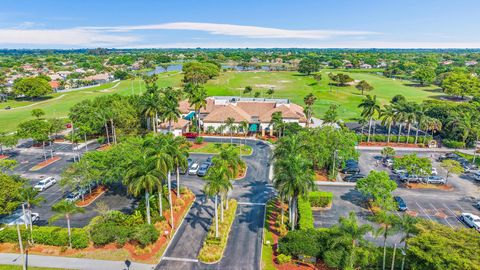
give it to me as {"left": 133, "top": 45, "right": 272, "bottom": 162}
{"left": 0, "top": 226, "right": 88, "bottom": 249}
{"left": 277, "top": 254, "right": 292, "bottom": 264}
{"left": 131, "top": 224, "right": 159, "bottom": 247}
{"left": 298, "top": 196, "right": 314, "bottom": 230}
{"left": 90, "top": 222, "right": 118, "bottom": 246}
{"left": 309, "top": 191, "right": 333, "bottom": 208}
{"left": 443, "top": 139, "right": 465, "bottom": 149}
{"left": 195, "top": 136, "right": 204, "bottom": 144}
{"left": 278, "top": 229, "right": 324, "bottom": 258}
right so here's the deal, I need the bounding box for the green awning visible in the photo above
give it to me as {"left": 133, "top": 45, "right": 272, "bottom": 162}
{"left": 249, "top": 124, "right": 258, "bottom": 132}
{"left": 183, "top": 111, "right": 195, "bottom": 120}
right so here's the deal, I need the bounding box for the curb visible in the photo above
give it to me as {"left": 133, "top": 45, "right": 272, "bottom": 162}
{"left": 315, "top": 181, "right": 356, "bottom": 187}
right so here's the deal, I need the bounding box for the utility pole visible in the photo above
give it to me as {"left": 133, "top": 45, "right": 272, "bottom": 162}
{"left": 331, "top": 150, "right": 338, "bottom": 180}
{"left": 16, "top": 224, "right": 26, "bottom": 270}
{"left": 391, "top": 243, "right": 397, "bottom": 270}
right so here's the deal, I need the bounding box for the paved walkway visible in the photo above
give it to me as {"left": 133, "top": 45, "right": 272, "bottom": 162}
{"left": 0, "top": 253, "right": 155, "bottom": 270}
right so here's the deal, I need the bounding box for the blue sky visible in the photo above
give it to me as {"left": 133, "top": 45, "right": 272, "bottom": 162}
{"left": 1, "top": 0, "right": 480, "bottom": 49}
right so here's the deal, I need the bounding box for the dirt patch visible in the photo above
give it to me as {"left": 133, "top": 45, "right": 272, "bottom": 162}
{"left": 76, "top": 186, "right": 107, "bottom": 207}
{"left": 315, "top": 170, "right": 335, "bottom": 182}
{"left": 278, "top": 80, "right": 291, "bottom": 83}
{"left": 29, "top": 156, "right": 61, "bottom": 171}
{"left": 97, "top": 144, "right": 111, "bottom": 151}
{"left": 359, "top": 142, "right": 427, "bottom": 148}
{"left": 254, "top": 84, "right": 277, "bottom": 89}
{"left": 235, "top": 164, "right": 248, "bottom": 180}
{"left": 405, "top": 183, "right": 454, "bottom": 191}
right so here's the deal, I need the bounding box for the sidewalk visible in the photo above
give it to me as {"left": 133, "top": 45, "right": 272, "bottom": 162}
{"left": 355, "top": 145, "right": 474, "bottom": 153}
{"left": 0, "top": 253, "right": 155, "bottom": 270}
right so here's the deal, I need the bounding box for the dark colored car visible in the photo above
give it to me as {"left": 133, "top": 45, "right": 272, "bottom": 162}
{"left": 344, "top": 174, "right": 365, "bottom": 182}
{"left": 197, "top": 162, "right": 210, "bottom": 177}
{"left": 342, "top": 166, "right": 360, "bottom": 174}
{"left": 182, "top": 133, "right": 198, "bottom": 139}
{"left": 205, "top": 156, "right": 214, "bottom": 166}
{"left": 394, "top": 196, "right": 408, "bottom": 211}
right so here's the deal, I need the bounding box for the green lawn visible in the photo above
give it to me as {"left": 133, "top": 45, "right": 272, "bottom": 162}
{"left": 0, "top": 69, "right": 443, "bottom": 132}
{"left": 189, "top": 142, "right": 253, "bottom": 155}
{"left": 0, "top": 265, "right": 71, "bottom": 270}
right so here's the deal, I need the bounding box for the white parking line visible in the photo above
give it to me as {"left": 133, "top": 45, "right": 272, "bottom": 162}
{"left": 456, "top": 204, "right": 467, "bottom": 213}
{"left": 162, "top": 257, "right": 199, "bottom": 263}
{"left": 415, "top": 202, "right": 433, "bottom": 221}
{"left": 237, "top": 202, "right": 265, "bottom": 206}
{"left": 429, "top": 203, "right": 440, "bottom": 216}
{"left": 443, "top": 217, "right": 454, "bottom": 229}
{"left": 442, "top": 203, "right": 464, "bottom": 226}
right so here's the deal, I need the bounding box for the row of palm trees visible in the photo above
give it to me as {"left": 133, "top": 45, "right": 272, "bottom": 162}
{"left": 358, "top": 95, "right": 442, "bottom": 144}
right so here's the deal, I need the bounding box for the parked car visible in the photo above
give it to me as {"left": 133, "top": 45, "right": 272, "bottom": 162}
{"left": 431, "top": 168, "right": 438, "bottom": 175}
{"left": 383, "top": 158, "right": 393, "bottom": 167}
{"left": 65, "top": 191, "right": 81, "bottom": 202}
{"left": 425, "top": 175, "right": 446, "bottom": 184}
{"left": 399, "top": 173, "right": 422, "bottom": 183}
{"left": 472, "top": 171, "right": 480, "bottom": 182}
{"left": 180, "top": 158, "right": 194, "bottom": 174}
{"left": 188, "top": 163, "right": 199, "bottom": 175}
{"left": 197, "top": 163, "right": 210, "bottom": 177}
{"left": 475, "top": 201, "right": 480, "bottom": 210}
{"left": 34, "top": 177, "right": 56, "bottom": 191}
{"left": 393, "top": 168, "right": 407, "bottom": 175}
{"left": 205, "top": 156, "right": 214, "bottom": 166}
{"left": 345, "top": 159, "right": 358, "bottom": 166}
{"left": 460, "top": 213, "right": 480, "bottom": 231}
{"left": 394, "top": 196, "right": 408, "bottom": 211}
{"left": 438, "top": 153, "right": 460, "bottom": 162}
{"left": 0, "top": 211, "right": 39, "bottom": 226}
{"left": 344, "top": 174, "right": 365, "bottom": 182}
{"left": 182, "top": 133, "right": 198, "bottom": 139}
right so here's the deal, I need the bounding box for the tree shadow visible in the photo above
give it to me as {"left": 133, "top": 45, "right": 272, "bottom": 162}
{"left": 403, "top": 83, "right": 426, "bottom": 88}
{"left": 339, "top": 189, "right": 369, "bottom": 210}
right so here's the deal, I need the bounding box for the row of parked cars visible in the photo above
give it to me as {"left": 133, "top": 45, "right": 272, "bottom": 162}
{"left": 341, "top": 159, "right": 364, "bottom": 182}
{"left": 186, "top": 157, "right": 213, "bottom": 177}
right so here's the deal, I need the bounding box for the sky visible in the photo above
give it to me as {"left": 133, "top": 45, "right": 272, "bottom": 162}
{"left": 1, "top": 0, "right": 480, "bottom": 49}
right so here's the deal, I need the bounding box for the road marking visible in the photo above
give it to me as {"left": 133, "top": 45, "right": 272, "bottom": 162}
{"left": 415, "top": 202, "right": 433, "bottom": 221}
{"left": 443, "top": 217, "right": 454, "bottom": 229}
{"left": 237, "top": 202, "right": 265, "bottom": 206}
{"left": 162, "top": 257, "right": 199, "bottom": 263}
{"left": 456, "top": 204, "right": 466, "bottom": 213}
{"left": 442, "top": 203, "right": 464, "bottom": 226}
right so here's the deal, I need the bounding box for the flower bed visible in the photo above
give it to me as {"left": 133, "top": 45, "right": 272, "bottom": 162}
{"left": 75, "top": 186, "right": 107, "bottom": 207}
{"left": 198, "top": 199, "right": 238, "bottom": 263}
{"left": 96, "top": 144, "right": 111, "bottom": 151}
{"left": 405, "top": 183, "right": 454, "bottom": 191}
{"left": 0, "top": 188, "right": 195, "bottom": 264}
{"left": 29, "top": 156, "right": 61, "bottom": 171}
{"left": 0, "top": 155, "right": 8, "bottom": 160}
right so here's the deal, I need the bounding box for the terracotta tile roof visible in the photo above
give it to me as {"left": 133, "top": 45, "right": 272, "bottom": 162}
{"left": 179, "top": 98, "right": 216, "bottom": 114}
{"left": 203, "top": 104, "right": 251, "bottom": 123}
{"left": 236, "top": 102, "right": 276, "bottom": 117}
{"left": 158, "top": 118, "right": 190, "bottom": 129}
{"left": 49, "top": 81, "right": 60, "bottom": 88}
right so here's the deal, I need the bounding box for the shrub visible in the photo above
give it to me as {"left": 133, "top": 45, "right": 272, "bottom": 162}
{"left": 443, "top": 139, "right": 465, "bottom": 149}
{"left": 298, "top": 196, "right": 314, "bottom": 230}
{"left": 309, "top": 191, "right": 333, "bottom": 208}
{"left": 277, "top": 254, "right": 292, "bottom": 264}
{"left": 278, "top": 229, "right": 324, "bottom": 258}
{"left": 90, "top": 222, "right": 117, "bottom": 246}
{"left": 0, "top": 226, "right": 88, "bottom": 249}
{"left": 131, "top": 224, "right": 159, "bottom": 247}
{"left": 195, "top": 136, "right": 204, "bottom": 144}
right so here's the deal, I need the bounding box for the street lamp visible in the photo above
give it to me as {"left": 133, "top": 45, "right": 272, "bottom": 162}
{"left": 331, "top": 150, "right": 338, "bottom": 180}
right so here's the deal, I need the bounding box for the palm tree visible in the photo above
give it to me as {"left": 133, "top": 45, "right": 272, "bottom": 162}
{"left": 125, "top": 154, "right": 164, "bottom": 225}
{"left": 266, "top": 88, "right": 275, "bottom": 98}
{"left": 414, "top": 106, "right": 428, "bottom": 144}
{"left": 170, "top": 136, "right": 189, "bottom": 198}
{"left": 215, "top": 144, "right": 245, "bottom": 182}
{"left": 225, "top": 117, "right": 235, "bottom": 144}
{"left": 374, "top": 212, "right": 399, "bottom": 270}
{"left": 380, "top": 105, "right": 396, "bottom": 144}
{"left": 49, "top": 201, "right": 85, "bottom": 248}
{"left": 203, "top": 164, "right": 230, "bottom": 238}
{"left": 141, "top": 91, "right": 161, "bottom": 132}
{"left": 402, "top": 102, "right": 418, "bottom": 142}
{"left": 187, "top": 85, "right": 208, "bottom": 136}
{"left": 358, "top": 95, "right": 380, "bottom": 142}
{"left": 303, "top": 93, "right": 317, "bottom": 127}
{"left": 397, "top": 214, "right": 418, "bottom": 270}
{"left": 423, "top": 117, "right": 442, "bottom": 143}
{"left": 19, "top": 186, "right": 45, "bottom": 242}
{"left": 239, "top": 120, "right": 249, "bottom": 145}
{"left": 331, "top": 212, "right": 372, "bottom": 270}
{"left": 270, "top": 111, "right": 283, "bottom": 138}
{"left": 273, "top": 135, "right": 314, "bottom": 230}
{"left": 159, "top": 88, "right": 181, "bottom": 132}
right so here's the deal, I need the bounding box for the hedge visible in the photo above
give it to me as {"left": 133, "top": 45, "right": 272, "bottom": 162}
{"left": 358, "top": 134, "right": 433, "bottom": 144}
{"left": 442, "top": 139, "right": 465, "bottom": 149}
{"left": 0, "top": 226, "right": 89, "bottom": 249}
{"left": 309, "top": 191, "right": 333, "bottom": 208}
{"left": 298, "top": 196, "right": 314, "bottom": 230}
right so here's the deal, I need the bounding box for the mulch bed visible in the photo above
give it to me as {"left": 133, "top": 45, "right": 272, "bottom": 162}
{"left": 189, "top": 142, "right": 208, "bottom": 150}
{"left": 0, "top": 154, "right": 8, "bottom": 159}
{"left": 76, "top": 186, "right": 108, "bottom": 207}
{"left": 235, "top": 164, "right": 248, "bottom": 180}
{"left": 359, "top": 142, "right": 426, "bottom": 148}
{"left": 97, "top": 144, "right": 111, "bottom": 151}
{"left": 0, "top": 188, "right": 196, "bottom": 265}
{"left": 314, "top": 170, "right": 335, "bottom": 182}
{"left": 405, "top": 183, "right": 454, "bottom": 191}
{"left": 267, "top": 200, "right": 332, "bottom": 270}
{"left": 29, "top": 156, "right": 61, "bottom": 171}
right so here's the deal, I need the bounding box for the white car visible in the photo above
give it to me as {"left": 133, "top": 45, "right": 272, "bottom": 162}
{"left": 34, "top": 177, "right": 56, "bottom": 191}
{"left": 472, "top": 171, "right": 480, "bottom": 182}
{"left": 0, "top": 211, "right": 39, "bottom": 226}
{"left": 460, "top": 213, "right": 480, "bottom": 232}
{"left": 188, "top": 163, "right": 199, "bottom": 175}
{"left": 431, "top": 168, "right": 438, "bottom": 175}
{"left": 393, "top": 168, "right": 407, "bottom": 175}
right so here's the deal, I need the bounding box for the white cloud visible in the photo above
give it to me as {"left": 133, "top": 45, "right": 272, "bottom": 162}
{"left": 87, "top": 22, "right": 378, "bottom": 39}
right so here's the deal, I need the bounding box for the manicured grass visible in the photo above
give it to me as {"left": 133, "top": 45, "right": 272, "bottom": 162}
{"left": 0, "top": 72, "right": 183, "bottom": 132}
{"left": 261, "top": 200, "right": 276, "bottom": 270}
{"left": 0, "top": 265, "right": 71, "bottom": 270}
{"left": 188, "top": 142, "right": 252, "bottom": 155}
{"left": 1, "top": 70, "right": 443, "bottom": 132}
{"left": 198, "top": 199, "right": 238, "bottom": 263}
{"left": 454, "top": 151, "right": 480, "bottom": 166}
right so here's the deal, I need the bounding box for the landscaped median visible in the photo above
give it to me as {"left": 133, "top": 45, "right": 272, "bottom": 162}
{"left": 189, "top": 142, "right": 253, "bottom": 156}
{"left": 29, "top": 156, "right": 61, "bottom": 171}
{"left": 198, "top": 199, "right": 238, "bottom": 263}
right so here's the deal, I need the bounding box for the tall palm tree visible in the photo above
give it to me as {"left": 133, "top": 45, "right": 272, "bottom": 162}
{"left": 374, "top": 212, "right": 399, "bottom": 270}
{"left": 270, "top": 111, "right": 283, "bottom": 138}
{"left": 49, "top": 201, "right": 85, "bottom": 248}
{"left": 19, "top": 186, "right": 45, "bottom": 243}
{"left": 423, "top": 117, "right": 442, "bottom": 142}
{"left": 415, "top": 106, "right": 428, "bottom": 144}
{"left": 215, "top": 144, "right": 245, "bottom": 181}
{"left": 160, "top": 88, "right": 181, "bottom": 132}
{"left": 169, "top": 136, "right": 189, "bottom": 198}
{"left": 303, "top": 93, "right": 317, "bottom": 128}
{"left": 401, "top": 102, "right": 418, "bottom": 142}
{"left": 273, "top": 135, "right": 315, "bottom": 230}
{"left": 393, "top": 103, "right": 406, "bottom": 143}
{"left": 239, "top": 120, "right": 249, "bottom": 145}
{"left": 331, "top": 212, "right": 372, "bottom": 270}
{"left": 380, "top": 105, "right": 396, "bottom": 144}
{"left": 141, "top": 91, "right": 161, "bottom": 132}
{"left": 125, "top": 154, "right": 164, "bottom": 224}
{"left": 187, "top": 85, "right": 208, "bottom": 136}
{"left": 397, "top": 214, "right": 418, "bottom": 270}
{"left": 358, "top": 95, "right": 380, "bottom": 142}
{"left": 203, "top": 164, "right": 230, "bottom": 238}
{"left": 225, "top": 117, "right": 235, "bottom": 144}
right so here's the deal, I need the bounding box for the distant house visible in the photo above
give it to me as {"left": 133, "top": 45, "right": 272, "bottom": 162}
{"left": 49, "top": 81, "right": 60, "bottom": 91}
{"left": 178, "top": 96, "right": 307, "bottom": 136}
{"left": 84, "top": 73, "right": 112, "bottom": 84}
{"left": 359, "top": 64, "right": 372, "bottom": 69}
{"left": 157, "top": 118, "right": 190, "bottom": 137}
{"left": 442, "top": 60, "right": 454, "bottom": 65}
{"left": 465, "top": 60, "right": 478, "bottom": 66}
{"left": 345, "top": 63, "right": 354, "bottom": 69}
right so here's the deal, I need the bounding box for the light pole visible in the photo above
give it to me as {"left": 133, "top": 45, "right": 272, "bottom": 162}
{"left": 331, "top": 150, "right": 338, "bottom": 180}
{"left": 16, "top": 224, "right": 26, "bottom": 270}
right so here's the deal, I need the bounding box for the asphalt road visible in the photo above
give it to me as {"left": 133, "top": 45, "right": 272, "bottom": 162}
{"left": 157, "top": 137, "right": 273, "bottom": 270}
